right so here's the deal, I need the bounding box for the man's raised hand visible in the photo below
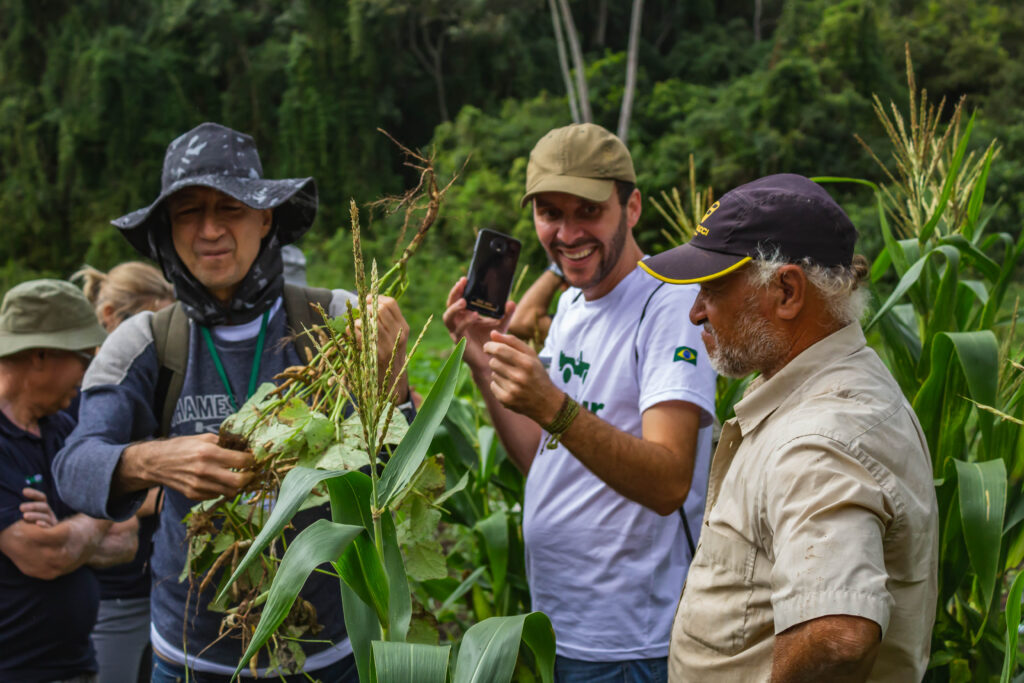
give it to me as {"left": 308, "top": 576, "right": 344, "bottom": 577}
{"left": 483, "top": 331, "right": 563, "bottom": 425}
{"left": 443, "top": 277, "right": 517, "bottom": 376}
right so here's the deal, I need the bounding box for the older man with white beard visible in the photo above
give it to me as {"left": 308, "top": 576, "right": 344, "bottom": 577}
{"left": 639, "top": 174, "right": 938, "bottom": 683}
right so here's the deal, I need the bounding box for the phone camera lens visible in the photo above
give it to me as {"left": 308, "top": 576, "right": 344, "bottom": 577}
{"left": 490, "top": 238, "right": 506, "bottom": 253}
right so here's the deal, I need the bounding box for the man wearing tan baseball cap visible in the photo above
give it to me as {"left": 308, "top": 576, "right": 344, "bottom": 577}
{"left": 0, "top": 279, "right": 137, "bottom": 682}
{"left": 444, "top": 123, "right": 717, "bottom": 681}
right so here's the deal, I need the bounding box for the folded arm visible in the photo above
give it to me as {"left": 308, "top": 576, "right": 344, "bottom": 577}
{"left": 0, "top": 513, "right": 120, "bottom": 580}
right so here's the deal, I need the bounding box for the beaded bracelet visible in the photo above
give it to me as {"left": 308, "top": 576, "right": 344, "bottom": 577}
{"left": 543, "top": 393, "right": 580, "bottom": 450}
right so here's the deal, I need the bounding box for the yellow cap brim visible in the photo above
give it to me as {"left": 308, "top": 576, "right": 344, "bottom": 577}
{"left": 638, "top": 243, "right": 752, "bottom": 284}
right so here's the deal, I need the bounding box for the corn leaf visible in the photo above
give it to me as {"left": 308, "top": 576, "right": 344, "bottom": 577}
{"left": 439, "top": 566, "right": 488, "bottom": 614}
{"left": 965, "top": 142, "right": 997, "bottom": 241}
{"left": 866, "top": 245, "right": 959, "bottom": 332}
{"left": 453, "top": 613, "right": 556, "bottom": 683}
{"left": 220, "top": 466, "right": 345, "bottom": 600}
{"left": 372, "top": 641, "right": 450, "bottom": 683}
{"left": 940, "top": 235, "right": 1001, "bottom": 283}
{"left": 914, "top": 331, "right": 999, "bottom": 452}
{"left": 920, "top": 112, "right": 975, "bottom": 243}
{"left": 341, "top": 580, "right": 381, "bottom": 683}
{"left": 232, "top": 519, "right": 364, "bottom": 678}
{"left": 954, "top": 458, "right": 1007, "bottom": 630}
{"left": 326, "top": 472, "right": 390, "bottom": 628}
{"left": 378, "top": 339, "right": 466, "bottom": 507}
{"left": 870, "top": 246, "right": 892, "bottom": 283}
{"left": 1000, "top": 570, "right": 1024, "bottom": 683}
{"left": 328, "top": 471, "right": 411, "bottom": 642}
{"left": 382, "top": 510, "right": 412, "bottom": 641}
{"left": 476, "top": 510, "right": 509, "bottom": 600}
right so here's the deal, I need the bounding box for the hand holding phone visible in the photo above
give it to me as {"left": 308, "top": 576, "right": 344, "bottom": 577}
{"left": 463, "top": 229, "right": 521, "bottom": 318}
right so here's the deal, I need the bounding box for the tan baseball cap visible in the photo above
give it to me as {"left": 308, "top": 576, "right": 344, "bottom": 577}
{"left": 0, "top": 279, "right": 107, "bottom": 358}
{"left": 521, "top": 123, "right": 636, "bottom": 207}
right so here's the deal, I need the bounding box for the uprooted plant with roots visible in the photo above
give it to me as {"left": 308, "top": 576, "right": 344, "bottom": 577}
{"left": 181, "top": 136, "right": 458, "bottom": 674}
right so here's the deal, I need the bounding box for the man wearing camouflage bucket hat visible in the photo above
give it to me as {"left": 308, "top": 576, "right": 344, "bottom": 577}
{"left": 0, "top": 279, "right": 139, "bottom": 682}
{"left": 55, "top": 123, "right": 413, "bottom": 682}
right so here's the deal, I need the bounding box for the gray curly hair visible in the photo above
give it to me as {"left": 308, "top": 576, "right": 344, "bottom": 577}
{"left": 747, "top": 247, "right": 870, "bottom": 325}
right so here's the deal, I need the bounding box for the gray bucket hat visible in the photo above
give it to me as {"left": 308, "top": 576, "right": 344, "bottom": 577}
{"left": 0, "top": 280, "right": 107, "bottom": 357}
{"left": 112, "top": 122, "right": 318, "bottom": 260}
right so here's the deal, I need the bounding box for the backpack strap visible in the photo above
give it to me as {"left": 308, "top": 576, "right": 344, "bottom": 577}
{"left": 151, "top": 285, "right": 334, "bottom": 436}
{"left": 151, "top": 302, "right": 189, "bottom": 437}
{"left": 282, "top": 283, "right": 333, "bottom": 364}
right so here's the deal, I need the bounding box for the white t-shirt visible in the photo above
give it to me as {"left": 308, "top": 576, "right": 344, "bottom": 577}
{"left": 524, "top": 265, "right": 717, "bottom": 661}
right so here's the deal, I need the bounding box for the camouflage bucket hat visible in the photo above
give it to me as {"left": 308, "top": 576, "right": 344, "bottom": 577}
{"left": 0, "top": 279, "right": 107, "bottom": 358}
{"left": 112, "top": 122, "right": 318, "bottom": 260}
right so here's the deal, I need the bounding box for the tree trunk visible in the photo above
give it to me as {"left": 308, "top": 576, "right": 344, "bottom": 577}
{"left": 548, "top": 0, "right": 580, "bottom": 123}
{"left": 594, "top": 0, "right": 608, "bottom": 47}
{"left": 407, "top": 17, "right": 450, "bottom": 122}
{"left": 617, "top": 0, "right": 643, "bottom": 143}
{"left": 556, "top": 0, "right": 592, "bottom": 123}
{"left": 754, "top": 0, "right": 763, "bottom": 43}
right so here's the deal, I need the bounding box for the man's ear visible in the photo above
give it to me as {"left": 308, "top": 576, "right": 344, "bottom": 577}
{"left": 626, "top": 189, "right": 642, "bottom": 229}
{"left": 259, "top": 209, "right": 273, "bottom": 239}
{"left": 773, "top": 264, "right": 807, "bottom": 321}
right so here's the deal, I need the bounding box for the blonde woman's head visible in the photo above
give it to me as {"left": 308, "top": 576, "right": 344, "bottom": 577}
{"left": 73, "top": 262, "right": 174, "bottom": 332}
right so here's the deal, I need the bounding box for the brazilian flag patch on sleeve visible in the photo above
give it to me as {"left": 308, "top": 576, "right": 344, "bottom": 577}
{"left": 674, "top": 346, "right": 698, "bottom": 365}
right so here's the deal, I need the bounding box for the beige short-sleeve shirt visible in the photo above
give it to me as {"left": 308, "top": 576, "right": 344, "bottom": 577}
{"left": 669, "top": 324, "right": 938, "bottom": 682}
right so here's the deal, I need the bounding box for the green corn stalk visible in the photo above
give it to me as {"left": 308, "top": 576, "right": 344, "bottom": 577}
{"left": 216, "top": 181, "right": 554, "bottom": 681}
{"left": 820, "top": 47, "right": 1023, "bottom": 682}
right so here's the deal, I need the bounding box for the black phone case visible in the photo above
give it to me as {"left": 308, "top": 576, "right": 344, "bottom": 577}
{"left": 464, "top": 229, "right": 521, "bottom": 318}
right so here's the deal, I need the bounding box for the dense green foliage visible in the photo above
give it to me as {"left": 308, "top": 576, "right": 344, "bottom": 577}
{"left": 4, "top": 0, "right": 1023, "bottom": 288}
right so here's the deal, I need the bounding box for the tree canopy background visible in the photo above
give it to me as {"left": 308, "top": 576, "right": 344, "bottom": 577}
{"left": 2, "top": 0, "right": 1022, "bottom": 315}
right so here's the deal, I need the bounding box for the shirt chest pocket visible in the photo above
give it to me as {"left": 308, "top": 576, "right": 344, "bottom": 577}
{"left": 677, "top": 526, "right": 773, "bottom": 656}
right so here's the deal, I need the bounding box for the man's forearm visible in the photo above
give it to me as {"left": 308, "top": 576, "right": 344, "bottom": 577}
{"left": 87, "top": 518, "right": 139, "bottom": 568}
{"left": 471, "top": 367, "right": 542, "bottom": 474}
{"left": 112, "top": 441, "right": 155, "bottom": 496}
{"left": 17, "top": 515, "right": 113, "bottom": 579}
{"left": 558, "top": 407, "right": 694, "bottom": 515}
{"left": 771, "top": 615, "right": 881, "bottom": 683}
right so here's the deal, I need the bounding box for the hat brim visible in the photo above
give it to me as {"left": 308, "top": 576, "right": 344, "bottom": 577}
{"left": 112, "top": 174, "right": 318, "bottom": 259}
{"left": 520, "top": 176, "right": 615, "bottom": 208}
{"left": 0, "top": 322, "right": 108, "bottom": 358}
{"left": 638, "top": 243, "right": 753, "bottom": 284}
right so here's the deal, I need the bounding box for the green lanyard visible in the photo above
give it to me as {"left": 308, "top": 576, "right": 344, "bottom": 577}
{"left": 200, "top": 309, "right": 270, "bottom": 412}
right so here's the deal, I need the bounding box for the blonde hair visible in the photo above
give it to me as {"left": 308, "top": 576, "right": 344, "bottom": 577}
{"left": 72, "top": 262, "right": 174, "bottom": 328}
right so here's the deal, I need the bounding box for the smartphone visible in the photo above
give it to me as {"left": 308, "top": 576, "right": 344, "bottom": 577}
{"left": 464, "top": 229, "right": 521, "bottom": 318}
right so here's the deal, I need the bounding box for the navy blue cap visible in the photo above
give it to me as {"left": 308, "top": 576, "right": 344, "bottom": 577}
{"left": 640, "top": 174, "right": 858, "bottom": 284}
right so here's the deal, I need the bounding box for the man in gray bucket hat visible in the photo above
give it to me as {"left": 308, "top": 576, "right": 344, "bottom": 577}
{"left": 0, "top": 279, "right": 139, "bottom": 683}
{"left": 55, "top": 123, "right": 413, "bottom": 682}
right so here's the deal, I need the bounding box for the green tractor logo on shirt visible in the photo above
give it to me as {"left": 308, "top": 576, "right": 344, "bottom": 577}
{"left": 558, "top": 350, "right": 590, "bottom": 384}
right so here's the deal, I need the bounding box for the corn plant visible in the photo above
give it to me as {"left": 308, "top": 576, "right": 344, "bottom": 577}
{"left": 418, "top": 375, "right": 532, "bottom": 627}
{"left": 217, "top": 202, "right": 555, "bottom": 682}
{"left": 817, "top": 48, "right": 1024, "bottom": 683}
